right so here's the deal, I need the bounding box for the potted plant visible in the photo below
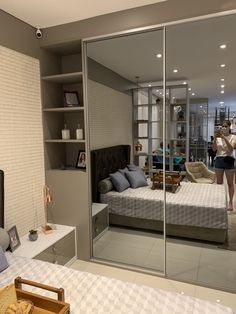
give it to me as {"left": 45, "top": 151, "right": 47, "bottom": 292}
{"left": 28, "top": 229, "right": 38, "bottom": 241}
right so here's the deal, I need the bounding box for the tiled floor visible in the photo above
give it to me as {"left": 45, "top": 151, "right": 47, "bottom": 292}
{"left": 69, "top": 258, "right": 236, "bottom": 313}
{"left": 92, "top": 226, "right": 236, "bottom": 292}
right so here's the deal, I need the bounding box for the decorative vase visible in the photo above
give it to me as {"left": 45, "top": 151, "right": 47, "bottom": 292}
{"left": 28, "top": 230, "right": 38, "bottom": 241}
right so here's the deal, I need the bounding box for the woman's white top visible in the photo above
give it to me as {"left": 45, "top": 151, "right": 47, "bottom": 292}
{"left": 216, "top": 134, "right": 236, "bottom": 157}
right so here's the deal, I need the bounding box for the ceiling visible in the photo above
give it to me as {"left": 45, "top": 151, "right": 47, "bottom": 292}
{"left": 87, "top": 13, "right": 236, "bottom": 113}
{"left": 0, "top": 0, "right": 167, "bottom": 28}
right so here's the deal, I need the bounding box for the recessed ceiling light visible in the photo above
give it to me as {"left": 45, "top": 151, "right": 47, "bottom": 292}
{"left": 156, "top": 90, "right": 159, "bottom": 92}
{"left": 183, "top": 81, "right": 187, "bottom": 85}
{"left": 160, "top": 92, "right": 162, "bottom": 95}
{"left": 221, "top": 78, "right": 225, "bottom": 81}
{"left": 172, "top": 96, "right": 176, "bottom": 99}
{"left": 221, "top": 90, "right": 225, "bottom": 94}
{"left": 148, "top": 84, "right": 152, "bottom": 87}
{"left": 220, "top": 64, "right": 226, "bottom": 68}
{"left": 191, "top": 93, "right": 195, "bottom": 96}
{"left": 219, "top": 101, "right": 224, "bottom": 104}
{"left": 156, "top": 53, "right": 162, "bottom": 58}
{"left": 188, "top": 87, "right": 191, "bottom": 91}
{"left": 200, "top": 105, "right": 203, "bottom": 108}
{"left": 173, "top": 69, "right": 178, "bottom": 73}
{"left": 221, "top": 84, "right": 225, "bottom": 88}
{"left": 220, "top": 44, "right": 227, "bottom": 49}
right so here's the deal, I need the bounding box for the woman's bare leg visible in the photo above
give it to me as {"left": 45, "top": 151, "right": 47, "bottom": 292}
{"left": 215, "top": 169, "right": 224, "bottom": 184}
{"left": 225, "top": 170, "right": 235, "bottom": 210}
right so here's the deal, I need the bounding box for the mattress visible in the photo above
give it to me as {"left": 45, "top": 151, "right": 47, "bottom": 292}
{"left": 101, "top": 181, "right": 227, "bottom": 229}
{"left": 0, "top": 253, "right": 233, "bottom": 314}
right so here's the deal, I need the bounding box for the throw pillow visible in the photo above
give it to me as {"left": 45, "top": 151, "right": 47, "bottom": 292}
{"left": 0, "top": 246, "right": 9, "bottom": 273}
{"left": 125, "top": 170, "right": 148, "bottom": 188}
{"left": 110, "top": 171, "right": 130, "bottom": 192}
{"left": 98, "top": 178, "right": 113, "bottom": 194}
{"left": 127, "top": 164, "right": 147, "bottom": 180}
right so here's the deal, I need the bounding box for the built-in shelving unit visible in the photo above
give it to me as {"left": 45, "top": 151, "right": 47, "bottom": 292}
{"left": 133, "top": 84, "right": 189, "bottom": 173}
{"left": 40, "top": 41, "right": 90, "bottom": 260}
{"left": 41, "top": 48, "right": 85, "bottom": 171}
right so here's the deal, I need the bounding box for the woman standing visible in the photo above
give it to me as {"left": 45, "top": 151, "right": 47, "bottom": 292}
{"left": 213, "top": 120, "right": 236, "bottom": 212}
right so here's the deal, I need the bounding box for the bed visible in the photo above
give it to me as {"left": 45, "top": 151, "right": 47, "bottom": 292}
{"left": 0, "top": 253, "right": 233, "bottom": 314}
{"left": 91, "top": 146, "right": 228, "bottom": 243}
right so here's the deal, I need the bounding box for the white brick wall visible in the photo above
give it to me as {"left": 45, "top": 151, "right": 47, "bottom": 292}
{"left": 0, "top": 46, "right": 45, "bottom": 236}
{"left": 88, "top": 79, "right": 133, "bottom": 150}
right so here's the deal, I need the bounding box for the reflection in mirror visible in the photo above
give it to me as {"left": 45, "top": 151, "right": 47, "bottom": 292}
{"left": 86, "top": 29, "right": 165, "bottom": 272}
{"left": 166, "top": 13, "right": 236, "bottom": 292}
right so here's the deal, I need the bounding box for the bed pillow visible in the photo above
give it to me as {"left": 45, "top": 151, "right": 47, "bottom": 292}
{"left": 127, "top": 164, "right": 147, "bottom": 180}
{"left": 0, "top": 247, "right": 9, "bottom": 273}
{"left": 98, "top": 178, "right": 113, "bottom": 194}
{"left": 125, "top": 170, "right": 148, "bottom": 188}
{"left": 118, "top": 167, "right": 129, "bottom": 176}
{"left": 110, "top": 171, "right": 130, "bottom": 192}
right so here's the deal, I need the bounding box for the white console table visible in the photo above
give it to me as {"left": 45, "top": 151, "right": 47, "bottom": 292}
{"left": 13, "top": 224, "right": 77, "bottom": 266}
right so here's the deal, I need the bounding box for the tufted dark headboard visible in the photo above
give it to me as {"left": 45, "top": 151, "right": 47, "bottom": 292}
{"left": 91, "top": 145, "right": 130, "bottom": 202}
{"left": 0, "top": 170, "right": 4, "bottom": 228}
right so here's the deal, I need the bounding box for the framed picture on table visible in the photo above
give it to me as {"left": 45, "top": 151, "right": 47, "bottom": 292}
{"left": 76, "top": 150, "right": 86, "bottom": 169}
{"left": 8, "top": 225, "right": 21, "bottom": 252}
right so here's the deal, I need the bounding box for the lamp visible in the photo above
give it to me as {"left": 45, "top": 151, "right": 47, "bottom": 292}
{"left": 42, "top": 185, "right": 53, "bottom": 234}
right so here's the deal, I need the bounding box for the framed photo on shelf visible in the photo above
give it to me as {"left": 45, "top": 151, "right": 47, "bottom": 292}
{"left": 64, "top": 91, "right": 80, "bottom": 107}
{"left": 76, "top": 150, "right": 86, "bottom": 169}
{"left": 7, "top": 225, "right": 21, "bottom": 252}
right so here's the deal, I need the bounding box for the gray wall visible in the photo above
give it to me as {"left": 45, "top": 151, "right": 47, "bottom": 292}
{"left": 0, "top": 10, "right": 40, "bottom": 58}
{"left": 40, "top": 0, "right": 236, "bottom": 46}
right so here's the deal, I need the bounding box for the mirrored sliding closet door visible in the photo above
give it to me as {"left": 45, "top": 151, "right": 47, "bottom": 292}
{"left": 165, "top": 13, "right": 236, "bottom": 292}
{"left": 85, "top": 28, "right": 166, "bottom": 273}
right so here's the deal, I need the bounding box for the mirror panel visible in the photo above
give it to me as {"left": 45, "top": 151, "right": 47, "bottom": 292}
{"left": 166, "top": 14, "right": 236, "bottom": 292}
{"left": 86, "top": 29, "right": 165, "bottom": 272}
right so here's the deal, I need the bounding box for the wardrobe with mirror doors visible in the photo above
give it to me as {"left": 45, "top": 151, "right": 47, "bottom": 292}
{"left": 83, "top": 12, "right": 236, "bottom": 293}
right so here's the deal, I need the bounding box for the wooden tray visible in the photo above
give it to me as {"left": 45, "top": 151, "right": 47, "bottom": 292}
{"left": 15, "top": 277, "right": 70, "bottom": 314}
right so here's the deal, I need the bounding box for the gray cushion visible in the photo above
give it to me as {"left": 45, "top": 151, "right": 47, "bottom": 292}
{"left": 0, "top": 228, "right": 10, "bottom": 252}
{"left": 0, "top": 246, "right": 9, "bottom": 272}
{"left": 118, "top": 167, "right": 129, "bottom": 175}
{"left": 127, "top": 164, "right": 146, "bottom": 180}
{"left": 110, "top": 171, "right": 130, "bottom": 192}
{"left": 125, "top": 170, "right": 148, "bottom": 188}
{"left": 98, "top": 178, "right": 113, "bottom": 194}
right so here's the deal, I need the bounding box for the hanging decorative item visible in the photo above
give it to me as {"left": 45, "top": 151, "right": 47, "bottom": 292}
{"left": 134, "top": 141, "right": 143, "bottom": 152}
{"left": 42, "top": 185, "right": 53, "bottom": 234}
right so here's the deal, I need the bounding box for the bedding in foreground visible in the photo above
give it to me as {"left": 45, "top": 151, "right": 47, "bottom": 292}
{"left": 0, "top": 253, "right": 233, "bottom": 314}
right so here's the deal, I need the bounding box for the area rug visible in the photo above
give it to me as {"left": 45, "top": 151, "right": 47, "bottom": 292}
{"left": 218, "top": 213, "right": 236, "bottom": 251}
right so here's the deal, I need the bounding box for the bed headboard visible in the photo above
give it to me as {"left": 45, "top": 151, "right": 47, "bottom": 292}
{"left": 91, "top": 145, "right": 131, "bottom": 202}
{"left": 0, "top": 170, "right": 4, "bottom": 228}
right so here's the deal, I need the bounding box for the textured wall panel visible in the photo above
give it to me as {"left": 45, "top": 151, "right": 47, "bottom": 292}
{"left": 0, "top": 46, "right": 45, "bottom": 236}
{"left": 88, "top": 80, "right": 132, "bottom": 150}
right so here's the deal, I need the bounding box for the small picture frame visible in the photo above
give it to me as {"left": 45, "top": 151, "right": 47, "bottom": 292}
{"left": 76, "top": 150, "right": 86, "bottom": 169}
{"left": 8, "top": 225, "right": 21, "bottom": 252}
{"left": 64, "top": 91, "right": 79, "bottom": 107}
